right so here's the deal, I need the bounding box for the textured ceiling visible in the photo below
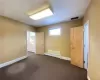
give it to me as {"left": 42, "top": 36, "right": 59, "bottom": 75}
{"left": 0, "top": 0, "right": 90, "bottom": 27}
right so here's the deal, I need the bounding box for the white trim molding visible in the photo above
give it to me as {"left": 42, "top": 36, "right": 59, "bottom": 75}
{"left": 87, "top": 76, "right": 91, "bottom": 80}
{"left": 44, "top": 53, "right": 71, "bottom": 61}
{"left": 0, "top": 56, "right": 27, "bottom": 68}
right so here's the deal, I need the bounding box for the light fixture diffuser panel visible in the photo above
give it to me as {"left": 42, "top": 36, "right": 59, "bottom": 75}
{"left": 29, "top": 8, "right": 53, "bottom": 20}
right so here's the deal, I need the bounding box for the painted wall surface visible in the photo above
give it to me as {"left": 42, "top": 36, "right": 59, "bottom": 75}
{"left": 84, "top": 0, "right": 100, "bottom": 80}
{"left": 37, "top": 20, "right": 82, "bottom": 57}
{"left": 0, "top": 16, "right": 35, "bottom": 63}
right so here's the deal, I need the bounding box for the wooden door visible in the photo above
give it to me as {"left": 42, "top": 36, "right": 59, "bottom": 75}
{"left": 36, "top": 32, "right": 44, "bottom": 55}
{"left": 70, "top": 27, "right": 83, "bottom": 68}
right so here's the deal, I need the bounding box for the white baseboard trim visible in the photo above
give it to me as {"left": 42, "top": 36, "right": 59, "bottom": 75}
{"left": 87, "top": 76, "right": 91, "bottom": 80}
{"left": 44, "top": 53, "right": 71, "bottom": 61}
{"left": 0, "top": 56, "right": 27, "bottom": 68}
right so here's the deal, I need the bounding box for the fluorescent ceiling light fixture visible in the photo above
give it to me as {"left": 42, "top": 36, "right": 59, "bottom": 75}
{"left": 29, "top": 8, "right": 53, "bottom": 20}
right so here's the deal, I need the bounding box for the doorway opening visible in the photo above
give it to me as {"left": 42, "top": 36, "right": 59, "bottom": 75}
{"left": 27, "top": 31, "right": 36, "bottom": 55}
{"left": 84, "top": 21, "right": 89, "bottom": 69}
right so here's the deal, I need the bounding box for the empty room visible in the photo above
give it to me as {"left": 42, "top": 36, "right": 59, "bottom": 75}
{"left": 0, "top": 0, "right": 100, "bottom": 80}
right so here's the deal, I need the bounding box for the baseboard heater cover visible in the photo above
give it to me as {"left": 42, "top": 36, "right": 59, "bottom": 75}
{"left": 0, "top": 56, "right": 27, "bottom": 68}
{"left": 44, "top": 53, "right": 71, "bottom": 61}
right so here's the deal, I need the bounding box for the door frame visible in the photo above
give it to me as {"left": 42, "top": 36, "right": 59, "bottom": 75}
{"left": 83, "top": 20, "right": 89, "bottom": 69}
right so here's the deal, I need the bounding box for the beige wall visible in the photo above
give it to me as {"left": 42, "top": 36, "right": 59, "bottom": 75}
{"left": 37, "top": 20, "right": 82, "bottom": 57}
{"left": 0, "top": 16, "right": 35, "bottom": 64}
{"left": 84, "top": 0, "right": 100, "bottom": 80}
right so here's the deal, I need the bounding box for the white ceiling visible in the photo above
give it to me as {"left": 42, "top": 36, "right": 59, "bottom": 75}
{"left": 0, "top": 0, "right": 90, "bottom": 27}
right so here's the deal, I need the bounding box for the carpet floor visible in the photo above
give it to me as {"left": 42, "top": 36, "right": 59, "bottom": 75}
{"left": 0, "top": 54, "right": 87, "bottom": 80}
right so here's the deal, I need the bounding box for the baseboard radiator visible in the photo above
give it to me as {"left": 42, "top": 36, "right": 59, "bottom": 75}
{"left": 44, "top": 53, "right": 71, "bottom": 61}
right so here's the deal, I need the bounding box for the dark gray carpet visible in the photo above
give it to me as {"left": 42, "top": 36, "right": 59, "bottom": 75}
{"left": 0, "top": 54, "right": 87, "bottom": 80}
